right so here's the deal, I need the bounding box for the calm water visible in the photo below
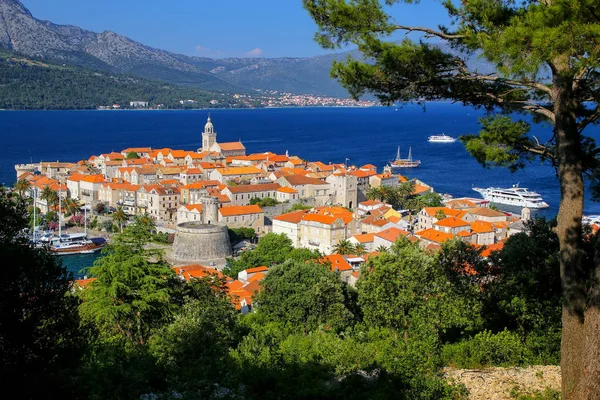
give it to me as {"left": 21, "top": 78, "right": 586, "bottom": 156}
{"left": 2, "top": 104, "right": 600, "bottom": 276}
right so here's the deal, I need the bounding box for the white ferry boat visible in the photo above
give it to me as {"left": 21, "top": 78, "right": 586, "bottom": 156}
{"left": 472, "top": 184, "right": 549, "bottom": 209}
{"left": 389, "top": 146, "right": 421, "bottom": 169}
{"left": 428, "top": 133, "right": 457, "bottom": 143}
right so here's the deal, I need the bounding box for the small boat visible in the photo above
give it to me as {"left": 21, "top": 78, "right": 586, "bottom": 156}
{"left": 389, "top": 146, "right": 420, "bottom": 169}
{"left": 49, "top": 233, "right": 105, "bottom": 255}
{"left": 428, "top": 133, "right": 457, "bottom": 143}
{"left": 472, "top": 184, "right": 549, "bottom": 209}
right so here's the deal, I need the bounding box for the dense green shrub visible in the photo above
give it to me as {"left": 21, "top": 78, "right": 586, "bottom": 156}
{"left": 442, "top": 330, "right": 530, "bottom": 368}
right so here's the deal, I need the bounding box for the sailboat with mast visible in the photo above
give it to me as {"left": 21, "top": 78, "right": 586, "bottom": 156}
{"left": 388, "top": 146, "right": 421, "bottom": 169}
{"left": 45, "top": 188, "right": 106, "bottom": 255}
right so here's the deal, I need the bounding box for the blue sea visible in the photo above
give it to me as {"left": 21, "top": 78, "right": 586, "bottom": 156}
{"left": 2, "top": 103, "right": 600, "bottom": 276}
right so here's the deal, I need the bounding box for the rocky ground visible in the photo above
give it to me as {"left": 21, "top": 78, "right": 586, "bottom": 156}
{"left": 444, "top": 366, "right": 561, "bottom": 399}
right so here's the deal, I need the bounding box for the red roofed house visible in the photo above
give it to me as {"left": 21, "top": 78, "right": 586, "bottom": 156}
{"left": 176, "top": 204, "right": 203, "bottom": 224}
{"left": 221, "top": 183, "right": 281, "bottom": 206}
{"left": 80, "top": 174, "right": 106, "bottom": 204}
{"left": 349, "top": 233, "right": 375, "bottom": 252}
{"left": 272, "top": 210, "right": 310, "bottom": 247}
{"left": 373, "top": 227, "right": 413, "bottom": 249}
{"left": 237, "top": 266, "right": 269, "bottom": 283}
{"left": 138, "top": 185, "right": 180, "bottom": 222}
{"left": 320, "top": 254, "right": 353, "bottom": 283}
{"left": 218, "top": 204, "right": 265, "bottom": 233}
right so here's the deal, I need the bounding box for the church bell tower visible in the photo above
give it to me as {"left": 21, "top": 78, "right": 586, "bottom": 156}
{"left": 201, "top": 115, "right": 217, "bottom": 152}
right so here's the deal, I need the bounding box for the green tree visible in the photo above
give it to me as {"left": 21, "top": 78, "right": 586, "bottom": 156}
{"left": 303, "top": 1, "right": 600, "bottom": 394}
{"left": 486, "top": 219, "right": 562, "bottom": 348}
{"left": 14, "top": 178, "right": 31, "bottom": 198}
{"left": 63, "top": 197, "right": 80, "bottom": 217}
{"left": 434, "top": 209, "right": 447, "bottom": 221}
{"left": 79, "top": 220, "right": 178, "bottom": 346}
{"left": 0, "top": 189, "right": 85, "bottom": 398}
{"left": 366, "top": 186, "right": 385, "bottom": 202}
{"left": 354, "top": 243, "right": 367, "bottom": 255}
{"left": 126, "top": 151, "right": 140, "bottom": 159}
{"left": 375, "top": 245, "right": 389, "bottom": 253}
{"left": 285, "top": 202, "right": 313, "bottom": 213}
{"left": 112, "top": 206, "right": 128, "bottom": 234}
{"left": 254, "top": 260, "right": 354, "bottom": 332}
{"left": 148, "top": 279, "right": 239, "bottom": 397}
{"left": 223, "top": 233, "right": 296, "bottom": 278}
{"left": 40, "top": 186, "right": 58, "bottom": 211}
{"left": 332, "top": 239, "right": 356, "bottom": 255}
{"left": 358, "top": 242, "right": 479, "bottom": 343}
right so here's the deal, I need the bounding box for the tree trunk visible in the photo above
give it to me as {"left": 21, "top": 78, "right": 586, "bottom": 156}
{"left": 553, "top": 74, "right": 593, "bottom": 399}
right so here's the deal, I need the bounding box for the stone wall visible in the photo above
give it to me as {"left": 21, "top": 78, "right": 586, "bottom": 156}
{"left": 172, "top": 222, "right": 232, "bottom": 262}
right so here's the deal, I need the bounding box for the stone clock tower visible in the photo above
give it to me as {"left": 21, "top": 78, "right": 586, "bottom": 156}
{"left": 201, "top": 115, "right": 217, "bottom": 152}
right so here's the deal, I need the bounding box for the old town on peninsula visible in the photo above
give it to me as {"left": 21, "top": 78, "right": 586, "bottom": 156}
{"left": 14, "top": 115, "right": 522, "bottom": 311}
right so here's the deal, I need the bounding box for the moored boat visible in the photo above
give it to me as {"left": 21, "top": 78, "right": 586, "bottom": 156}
{"left": 472, "top": 184, "right": 549, "bottom": 209}
{"left": 389, "top": 146, "right": 420, "bottom": 169}
{"left": 428, "top": 133, "right": 457, "bottom": 143}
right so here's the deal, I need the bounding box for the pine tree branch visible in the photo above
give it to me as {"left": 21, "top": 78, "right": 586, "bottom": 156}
{"left": 578, "top": 106, "right": 600, "bottom": 133}
{"left": 458, "top": 72, "right": 553, "bottom": 96}
{"left": 394, "top": 25, "right": 467, "bottom": 40}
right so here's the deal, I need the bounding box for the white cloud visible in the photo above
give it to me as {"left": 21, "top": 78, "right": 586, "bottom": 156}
{"left": 195, "top": 45, "right": 211, "bottom": 54}
{"left": 245, "top": 48, "right": 263, "bottom": 57}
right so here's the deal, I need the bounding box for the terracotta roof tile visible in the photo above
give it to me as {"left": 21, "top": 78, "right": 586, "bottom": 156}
{"left": 219, "top": 204, "right": 263, "bottom": 217}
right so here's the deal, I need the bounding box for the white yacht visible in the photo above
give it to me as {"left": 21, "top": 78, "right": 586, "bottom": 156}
{"left": 472, "top": 184, "right": 549, "bottom": 209}
{"left": 428, "top": 133, "right": 457, "bottom": 143}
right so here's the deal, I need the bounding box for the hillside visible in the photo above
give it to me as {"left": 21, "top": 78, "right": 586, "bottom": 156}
{"left": 0, "top": 0, "right": 353, "bottom": 97}
{"left": 0, "top": 51, "right": 248, "bottom": 110}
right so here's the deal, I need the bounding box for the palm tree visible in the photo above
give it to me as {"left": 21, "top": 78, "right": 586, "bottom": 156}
{"left": 434, "top": 209, "right": 447, "bottom": 220}
{"left": 14, "top": 179, "right": 31, "bottom": 198}
{"left": 375, "top": 245, "right": 389, "bottom": 253}
{"left": 332, "top": 239, "right": 356, "bottom": 255}
{"left": 63, "top": 198, "right": 80, "bottom": 217}
{"left": 112, "top": 207, "right": 128, "bottom": 234}
{"left": 396, "top": 181, "right": 416, "bottom": 209}
{"left": 354, "top": 243, "right": 367, "bottom": 255}
{"left": 405, "top": 196, "right": 427, "bottom": 213}
{"left": 366, "top": 187, "right": 385, "bottom": 201}
{"left": 40, "top": 186, "right": 58, "bottom": 211}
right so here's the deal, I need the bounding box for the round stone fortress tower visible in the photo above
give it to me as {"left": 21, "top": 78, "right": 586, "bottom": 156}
{"left": 172, "top": 195, "right": 231, "bottom": 262}
{"left": 172, "top": 222, "right": 232, "bottom": 262}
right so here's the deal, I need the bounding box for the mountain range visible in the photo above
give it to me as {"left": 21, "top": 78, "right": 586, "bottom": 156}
{"left": 0, "top": 0, "right": 357, "bottom": 97}
{"left": 0, "top": 0, "right": 496, "bottom": 99}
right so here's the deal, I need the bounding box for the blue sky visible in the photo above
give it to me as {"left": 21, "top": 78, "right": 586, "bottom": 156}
{"left": 22, "top": 0, "right": 451, "bottom": 58}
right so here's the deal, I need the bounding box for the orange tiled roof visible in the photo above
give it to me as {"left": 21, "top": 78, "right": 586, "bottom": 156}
{"left": 375, "top": 227, "right": 411, "bottom": 243}
{"left": 434, "top": 216, "right": 470, "bottom": 228}
{"left": 415, "top": 228, "right": 454, "bottom": 244}
{"left": 277, "top": 186, "right": 298, "bottom": 194}
{"left": 218, "top": 204, "right": 263, "bottom": 217}
{"left": 216, "top": 166, "right": 263, "bottom": 176}
{"left": 481, "top": 242, "right": 505, "bottom": 258}
{"left": 320, "top": 254, "right": 352, "bottom": 271}
{"left": 81, "top": 174, "right": 105, "bottom": 183}
{"left": 301, "top": 213, "right": 340, "bottom": 225}
{"left": 218, "top": 141, "right": 246, "bottom": 151}
{"left": 225, "top": 183, "right": 280, "bottom": 194}
{"left": 122, "top": 147, "right": 152, "bottom": 153}
{"left": 182, "top": 180, "right": 221, "bottom": 190}
{"left": 352, "top": 233, "right": 375, "bottom": 243}
{"left": 282, "top": 175, "right": 329, "bottom": 186}
{"left": 273, "top": 210, "right": 309, "bottom": 224}
{"left": 66, "top": 173, "right": 87, "bottom": 182}
{"left": 470, "top": 220, "right": 494, "bottom": 233}
{"left": 171, "top": 264, "right": 223, "bottom": 281}
{"left": 169, "top": 150, "right": 192, "bottom": 158}
{"left": 412, "top": 184, "right": 431, "bottom": 195}
{"left": 182, "top": 204, "right": 203, "bottom": 212}
{"left": 245, "top": 266, "right": 269, "bottom": 274}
